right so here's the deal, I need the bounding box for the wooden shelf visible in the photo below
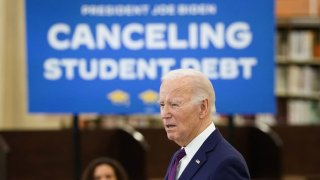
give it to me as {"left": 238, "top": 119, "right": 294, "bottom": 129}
{"left": 276, "top": 57, "right": 320, "bottom": 66}
{"left": 276, "top": 92, "right": 320, "bottom": 101}
{"left": 277, "top": 17, "right": 320, "bottom": 28}
{"left": 275, "top": 17, "right": 320, "bottom": 125}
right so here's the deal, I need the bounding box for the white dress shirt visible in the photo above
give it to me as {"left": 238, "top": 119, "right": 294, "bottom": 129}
{"left": 176, "top": 122, "right": 216, "bottom": 179}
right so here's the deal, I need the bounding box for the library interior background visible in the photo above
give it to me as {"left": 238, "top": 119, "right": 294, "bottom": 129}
{"left": 0, "top": 0, "right": 320, "bottom": 180}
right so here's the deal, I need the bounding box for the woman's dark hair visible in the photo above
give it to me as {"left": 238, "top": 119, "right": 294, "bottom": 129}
{"left": 81, "top": 157, "right": 128, "bottom": 180}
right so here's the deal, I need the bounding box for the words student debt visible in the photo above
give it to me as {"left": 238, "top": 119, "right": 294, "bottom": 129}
{"left": 44, "top": 22, "right": 257, "bottom": 80}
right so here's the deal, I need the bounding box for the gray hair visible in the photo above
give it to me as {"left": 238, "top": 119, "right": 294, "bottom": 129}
{"left": 161, "top": 68, "right": 216, "bottom": 113}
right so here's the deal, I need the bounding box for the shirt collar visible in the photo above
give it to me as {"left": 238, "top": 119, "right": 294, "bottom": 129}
{"left": 184, "top": 122, "right": 216, "bottom": 158}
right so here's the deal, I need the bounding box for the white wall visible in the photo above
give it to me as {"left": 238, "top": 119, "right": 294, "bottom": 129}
{"left": 0, "top": 0, "right": 69, "bottom": 130}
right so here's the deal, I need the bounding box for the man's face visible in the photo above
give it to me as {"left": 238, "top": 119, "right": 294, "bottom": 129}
{"left": 159, "top": 79, "right": 202, "bottom": 146}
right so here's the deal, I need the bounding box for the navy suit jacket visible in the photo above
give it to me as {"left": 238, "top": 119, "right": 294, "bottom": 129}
{"left": 165, "top": 129, "right": 250, "bottom": 180}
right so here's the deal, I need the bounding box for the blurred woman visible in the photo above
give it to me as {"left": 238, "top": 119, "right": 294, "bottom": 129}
{"left": 81, "top": 157, "right": 128, "bottom": 180}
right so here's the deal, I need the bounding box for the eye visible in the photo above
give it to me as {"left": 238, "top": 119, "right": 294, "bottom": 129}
{"left": 171, "top": 103, "right": 179, "bottom": 107}
{"left": 159, "top": 102, "right": 165, "bottom": 108}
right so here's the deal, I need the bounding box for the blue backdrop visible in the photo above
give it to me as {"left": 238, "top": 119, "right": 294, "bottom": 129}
{"left": 25, "top": 0, "right": 275, "bottom": 114}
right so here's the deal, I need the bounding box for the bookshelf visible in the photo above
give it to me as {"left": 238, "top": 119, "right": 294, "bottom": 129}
{"left": 276, "top": 17, "right": 320, "bottom": 125}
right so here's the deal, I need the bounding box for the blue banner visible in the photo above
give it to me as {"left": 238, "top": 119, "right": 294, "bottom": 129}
{"left": 25, "top": 0, "right": 275, "bottom": 114}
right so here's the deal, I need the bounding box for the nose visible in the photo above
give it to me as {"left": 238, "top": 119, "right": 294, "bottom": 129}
{"left": 161, "top": 104, "right": 171, "bottom": 119}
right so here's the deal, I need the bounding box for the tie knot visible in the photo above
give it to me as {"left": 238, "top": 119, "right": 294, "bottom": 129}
{"left": 176, "top": 148, "right": 186, "bottom": 161}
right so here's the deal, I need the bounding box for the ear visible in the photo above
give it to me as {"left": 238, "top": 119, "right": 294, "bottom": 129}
{"left": 199, "top": 98, "right": 209, "bottom": 119}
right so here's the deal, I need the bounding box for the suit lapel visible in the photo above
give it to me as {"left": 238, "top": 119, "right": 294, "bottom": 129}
{"left": 178, "top": 150, "right": 207, "bottom": 179}
{"left": 178, "top": 129, "right": 223, "bottom": 180}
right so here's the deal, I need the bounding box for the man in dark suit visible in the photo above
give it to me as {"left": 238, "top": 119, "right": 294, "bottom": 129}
{"left": 159, "top": 69, "right": 250, "bottom": 180}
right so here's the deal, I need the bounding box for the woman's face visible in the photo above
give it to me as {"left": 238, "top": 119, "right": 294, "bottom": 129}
{"left": 93, "top": 164, "right": 117, "bottom": 180}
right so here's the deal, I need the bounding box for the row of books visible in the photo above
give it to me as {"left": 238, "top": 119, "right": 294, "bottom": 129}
{"left": 277, "top": 30, "right": 320, "bottom": 61}
{"left": 287, "top": 99, "right": 320, "bottom": 125}
{"left": 276, "top": 65, "right": 320, "bottom": 98}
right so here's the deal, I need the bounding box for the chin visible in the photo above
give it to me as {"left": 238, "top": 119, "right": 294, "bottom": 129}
{"left": 166, "top": 133, "right": 175, "bottom": 141}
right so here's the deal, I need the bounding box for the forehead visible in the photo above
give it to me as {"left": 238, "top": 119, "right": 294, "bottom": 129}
{"left": 95, "top": 164, "right": 114, "bottom": 172}
{"left": 159, "top": 78, "right": 193, "bottom": 100}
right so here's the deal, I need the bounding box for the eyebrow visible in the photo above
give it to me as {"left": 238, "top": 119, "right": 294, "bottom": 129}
{"left": 170, "top": 99, "right": 183, "bottom": 104}
{"left": 158, "top": 98, "right": 184, "bottom": 104}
